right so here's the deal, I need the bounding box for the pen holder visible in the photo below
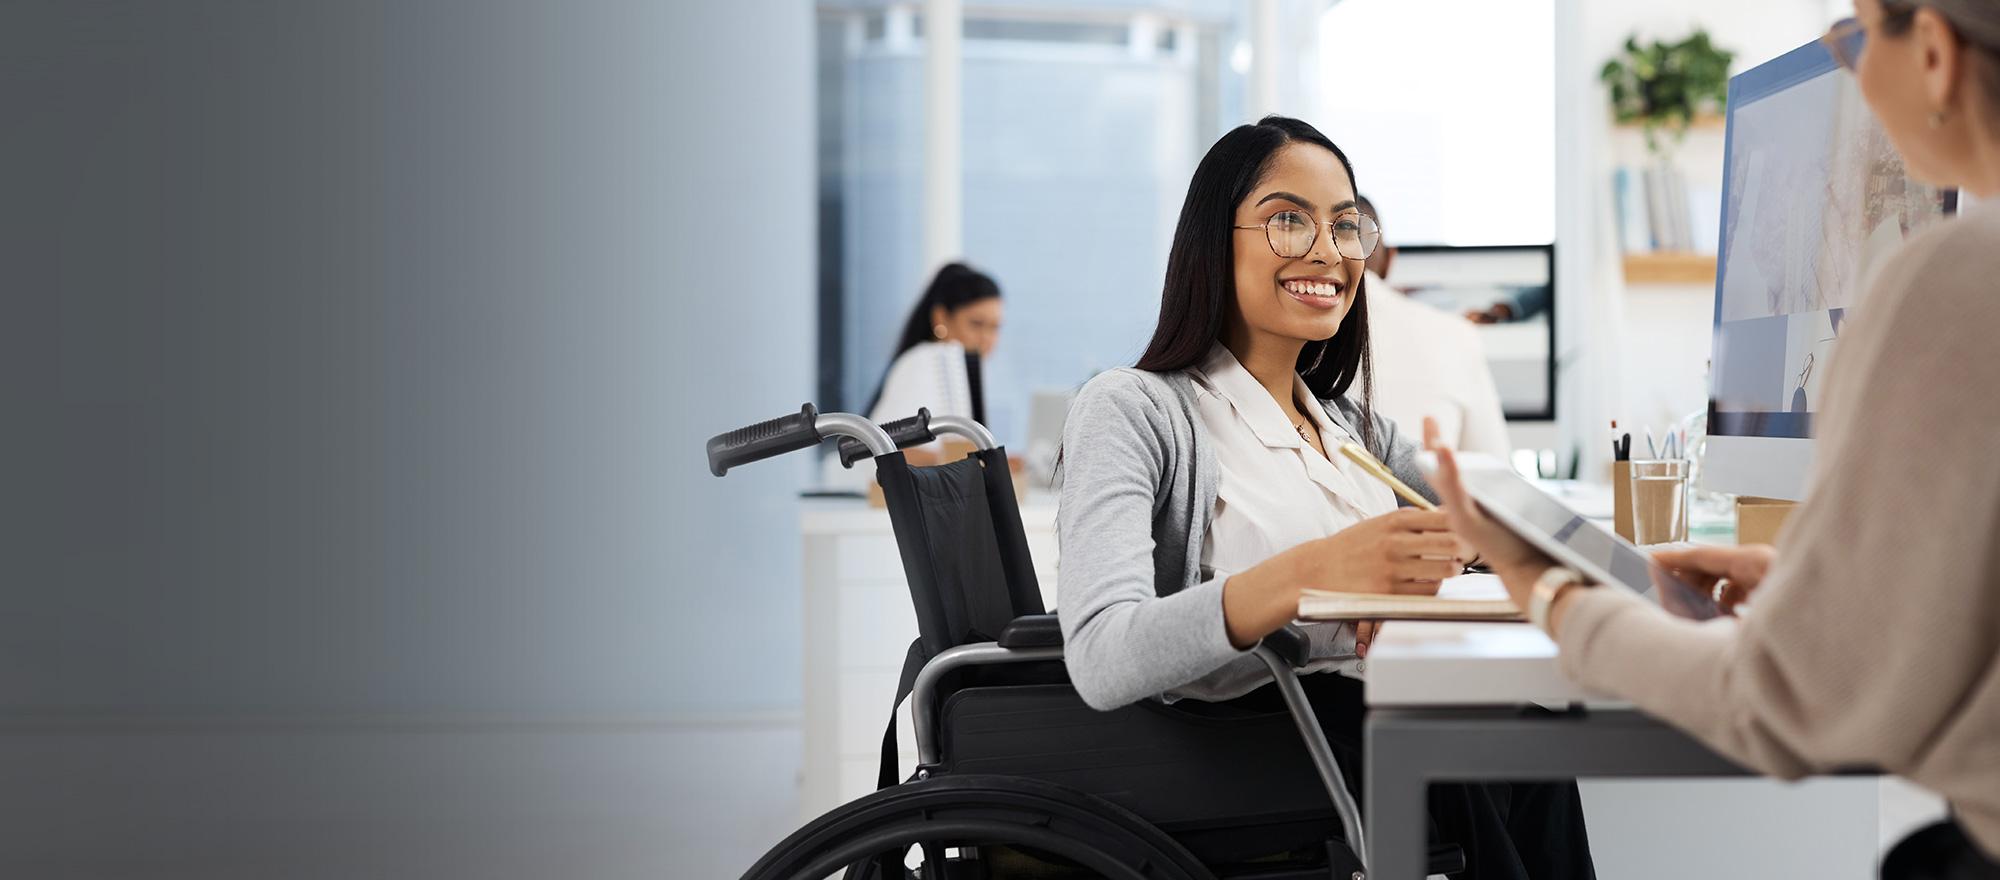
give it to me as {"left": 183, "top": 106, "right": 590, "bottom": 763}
{"left": 1612, "top": 460, "right": 1634, "bottom": 542}
{"left": 1628, "top": 459, "right": 1690, "bottom": 545}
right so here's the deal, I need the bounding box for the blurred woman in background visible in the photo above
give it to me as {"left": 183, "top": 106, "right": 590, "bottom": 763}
{"left": 865, "top": 261, "right": 1003, "bottom": 442}
{"left": 824, "top": 263, "right": 1004, "bottom": 488}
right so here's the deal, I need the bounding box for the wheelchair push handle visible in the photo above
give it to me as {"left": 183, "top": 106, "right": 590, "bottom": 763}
{"left": 836, "top": 411, "right": 1000, "bottom": 468}
{"left": 837, "top": 408, "right": 936, "bottom": 468}
{"left": 832, "top": 410, "right": 932, "bottom": 470}
{"left": 707, "top": 404, "right": 899, "bottom": 477}
{"left": 707, "top": 404, "right": 822, "bottom": 477}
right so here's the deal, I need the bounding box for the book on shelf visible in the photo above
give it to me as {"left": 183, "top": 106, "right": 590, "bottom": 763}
{"left": 1665, "top": 165, "right": 1692, "bottom": 253}
{"left": 1644, "top": 165, "right": 1674, "bottom": 251}
{"left": 1614, "top": 167, "right": 1651, "bottom": 254}
{"left": 1615, "top": 162, "right": 1719, "bottom": 259}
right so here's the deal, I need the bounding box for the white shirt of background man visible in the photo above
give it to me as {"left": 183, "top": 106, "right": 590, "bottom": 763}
{"left": 1360, "top": 270, "right": 1512, "bottom": 458}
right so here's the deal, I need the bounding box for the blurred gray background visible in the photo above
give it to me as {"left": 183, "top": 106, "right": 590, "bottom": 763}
{"left": 7, "top": 1, "right": 810, "bottom": 876}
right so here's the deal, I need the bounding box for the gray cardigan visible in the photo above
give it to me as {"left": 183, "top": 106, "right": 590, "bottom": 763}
{"left": 1055, "top": 367, "right": 1439, "bottom": 710}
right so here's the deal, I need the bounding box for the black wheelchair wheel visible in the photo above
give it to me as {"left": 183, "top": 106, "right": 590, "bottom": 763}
{"left": 740, "top": 774, "right": 1214, "bottom": 880}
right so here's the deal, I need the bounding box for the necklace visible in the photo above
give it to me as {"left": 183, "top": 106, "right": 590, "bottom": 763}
{"left": 1295, "top": 422, "right": 1313, "bottom": 442}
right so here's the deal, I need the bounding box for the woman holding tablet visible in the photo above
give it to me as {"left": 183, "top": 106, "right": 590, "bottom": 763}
{"left": 1427, "top": 2, "right": 2000, "bottom": 874}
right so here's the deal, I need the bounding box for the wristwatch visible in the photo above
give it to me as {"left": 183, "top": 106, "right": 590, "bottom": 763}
{"left": 1529, "top": 566, "right": 1592, "bottom": 636}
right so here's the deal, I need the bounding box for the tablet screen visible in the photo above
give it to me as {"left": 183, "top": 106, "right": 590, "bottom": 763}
{"left": 1455, "top": 461, "right": 1721, "bottom": 621}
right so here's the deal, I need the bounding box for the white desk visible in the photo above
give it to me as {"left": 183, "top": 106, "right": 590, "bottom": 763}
{"left": 1362, "top": 613, "right": 1753, "bottom": 878}
{"left": 1365, "top": 620, "right": 1596, "bottom": 708}
{"left": 1360, "top": 571, "right": 1896, "bottom": 880}
{"left": 1363, "top": 574, "right": 1601, "bottom": 709}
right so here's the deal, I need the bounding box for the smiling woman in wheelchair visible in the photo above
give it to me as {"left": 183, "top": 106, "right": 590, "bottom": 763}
{"left": 1057, "top": 115, "right": 1596, "bottom": 879}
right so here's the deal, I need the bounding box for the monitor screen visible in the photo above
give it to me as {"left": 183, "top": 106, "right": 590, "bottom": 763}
{"left": 1708, "top": 40, "right": 1954, "bottom": 443}
{"left": 1386, "top": 244, "right": 1556, "bottom": 420}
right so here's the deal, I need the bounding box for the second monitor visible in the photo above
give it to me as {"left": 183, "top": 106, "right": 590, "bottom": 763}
{"left": 1384, "top": 243, "right": 1556, "bottom": 421}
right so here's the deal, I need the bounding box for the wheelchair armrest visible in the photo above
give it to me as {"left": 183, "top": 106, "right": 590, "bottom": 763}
{"left": 997, "top": 613, "right": 1063, "bottom": 649}
{"left": 1430, "top": 842, "right": 1468, "bottom": 875}
{"left": 1259, "top": 624, "right": 1310, "bottom": 668}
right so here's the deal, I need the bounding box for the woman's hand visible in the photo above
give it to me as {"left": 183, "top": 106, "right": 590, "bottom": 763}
{"left": 1220, "top": 508, "right": 1461, "bottom": 652}
{"left": 1300, "top": 508, "right": 1462, "bottom": 659}
{"left": 1355, "top": 619, "right": 1383, "bottom": 659}
{"left": 1302, "top": 508, "right": 1462, "bottom": 658}
{"left": 1421, "top": 416, "right": 1556, "bottom": 612}
{"left": 1650, "top": 544, "right": 1776, "bottom": 615}
{"left": 1300, "top": 507, "right": 1464, "bottom": 595}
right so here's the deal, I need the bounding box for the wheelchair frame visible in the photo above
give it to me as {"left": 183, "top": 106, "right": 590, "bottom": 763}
{"left": 711, "top": 405, "right": 1386, "bottom": 879}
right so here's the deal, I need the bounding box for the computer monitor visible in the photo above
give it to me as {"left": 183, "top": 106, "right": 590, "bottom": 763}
{"left": 1024, "top": 388, "right": 1074, "bottom": 491}
{"left": 1388, "top": 244, "right": 1556, "bottom": 420}
{"left": 1702, "top": 38, "right": 1955, "bottom": 500}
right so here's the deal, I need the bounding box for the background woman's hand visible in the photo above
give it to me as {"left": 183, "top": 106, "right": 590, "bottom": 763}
{"left": 1421, "top": 416, "right": 1556, "bottom": 611}
{"left": 1649, "top": 544, "right": 1776, "bottom": 614}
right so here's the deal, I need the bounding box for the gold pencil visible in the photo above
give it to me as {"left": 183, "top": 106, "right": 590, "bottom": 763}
{"left": 1337, "top": 442, "right": 1437, "bottom": 511}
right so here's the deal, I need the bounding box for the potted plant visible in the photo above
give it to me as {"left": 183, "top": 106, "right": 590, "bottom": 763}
{"left": 1601, "top": 30, "right": 1735, "bottom": 155}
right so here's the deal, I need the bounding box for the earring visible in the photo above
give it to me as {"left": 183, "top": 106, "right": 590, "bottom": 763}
{"left": 1930, "top": 110, "right": 1949, "bottom": 129}
{"left": 933, "top": 324, "right": 948, "bottom": 340}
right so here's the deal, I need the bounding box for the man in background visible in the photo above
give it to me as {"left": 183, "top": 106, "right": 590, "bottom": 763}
{"left": 1356, "top": 195, "right": 1512, "bottom": 457}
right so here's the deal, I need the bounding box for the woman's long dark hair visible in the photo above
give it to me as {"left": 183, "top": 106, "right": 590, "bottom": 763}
{"left": 1136, "top": 115, "right": 1378, "bottom": 449}
{"left": 866, "top": 261, "right": 1001, "bottom": 415}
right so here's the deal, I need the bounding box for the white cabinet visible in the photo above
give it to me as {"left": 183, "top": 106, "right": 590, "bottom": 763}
{"left": 797, "top": 497, "right": 1059, "bottom": 823}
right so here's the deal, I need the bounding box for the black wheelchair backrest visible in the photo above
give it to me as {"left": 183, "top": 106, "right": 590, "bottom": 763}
{"left": 876, "top": 446, "right": 1045, "bottom": 660}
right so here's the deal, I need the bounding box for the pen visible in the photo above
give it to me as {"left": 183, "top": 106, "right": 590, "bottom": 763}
{"left": 1338, "top": 442, "right": 1437, "bottom": 510}
{"left": 1644, "top": 427, "right": 1659, "bottom": 459}
{"left": 1619, "top": 433, "right": 1631, "bottom": 461}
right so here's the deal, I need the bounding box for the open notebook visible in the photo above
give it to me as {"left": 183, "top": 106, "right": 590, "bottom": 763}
{"left": 1297, "top": 573, "right": 1524, "bottom": 622}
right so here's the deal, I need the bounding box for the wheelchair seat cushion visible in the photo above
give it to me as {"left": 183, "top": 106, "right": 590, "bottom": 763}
{"left": 938, "top": 683, "right": 1340, "bottom": 866}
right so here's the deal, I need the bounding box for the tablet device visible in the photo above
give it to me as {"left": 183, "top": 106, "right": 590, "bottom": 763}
{"left": 1430, "top": 453, "right": 1722, "bottom": 621}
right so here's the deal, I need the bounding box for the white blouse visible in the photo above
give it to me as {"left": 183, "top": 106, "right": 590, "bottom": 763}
{"left": 869, "top": 340, "right": 973, "bottom": 430}
{"left": 1189, "top": 343, "right": 1398, "bottom": 673}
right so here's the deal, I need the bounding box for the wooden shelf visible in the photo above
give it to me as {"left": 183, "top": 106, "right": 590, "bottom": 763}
{"left": 1615, "top": 112, "right": 1726, "bottom": 132}
{"left": 1623, "top": 252, "right": 1716, "bottom": 285}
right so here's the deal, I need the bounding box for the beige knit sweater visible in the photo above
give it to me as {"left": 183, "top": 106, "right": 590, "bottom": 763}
{"left": 1558, "top": 205, "right": 2000, "bottom": 860}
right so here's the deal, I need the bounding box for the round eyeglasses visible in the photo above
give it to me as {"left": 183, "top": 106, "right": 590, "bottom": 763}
{"left": 1233, "top": 210, "right": 1381, "bottom": 261}
{"left": 1821, "top": 17, "right": 1866, "bottom": 71}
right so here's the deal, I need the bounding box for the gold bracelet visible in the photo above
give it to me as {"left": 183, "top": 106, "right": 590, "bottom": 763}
{"left": 1529, "top": 566, "right": 1591, "bottom": 635}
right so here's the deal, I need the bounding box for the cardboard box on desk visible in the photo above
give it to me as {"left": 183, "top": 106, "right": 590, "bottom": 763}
{"left": 1735, "top": 496, "right": 1796, "bottom": 546}
{"left": 867, "top": 440, "right": 1029, "bottom": 508}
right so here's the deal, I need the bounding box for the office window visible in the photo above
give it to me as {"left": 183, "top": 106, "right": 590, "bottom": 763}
{"left": 815, "top": 3, "right": 1243, "bottom": 443}
{"left": 1316, "top": 0, "right": 1555, "bottom": 246}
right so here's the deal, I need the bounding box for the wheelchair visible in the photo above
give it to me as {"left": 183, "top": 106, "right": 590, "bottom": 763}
{"left": 708, "top": 405, "right": 1465, "bottom": 880}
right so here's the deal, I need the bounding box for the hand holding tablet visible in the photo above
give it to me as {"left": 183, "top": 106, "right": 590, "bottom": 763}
{"left": 1421, "top": 417, "right": 1722, "bottom": 632}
